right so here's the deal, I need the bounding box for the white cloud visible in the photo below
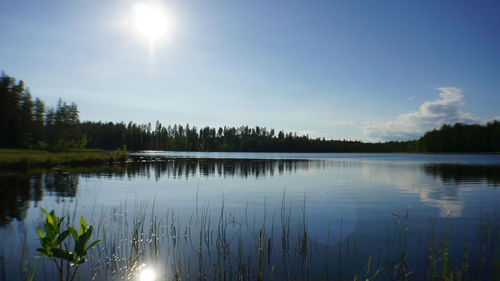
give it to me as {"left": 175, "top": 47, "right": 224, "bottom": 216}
{"left": 489, "top": 116, "right": 500, "bottom": 122}
{"left": 361, "top": 162, "right": 478, "bottom": 218}
{"left": 297, "top": 130, "right": 319, "bottom": 138}
{"left": 364, "top": 88, "right": 483, "bottom": 141}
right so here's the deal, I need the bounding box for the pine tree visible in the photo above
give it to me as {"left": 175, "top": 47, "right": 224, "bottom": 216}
{"left": 19, "top": 89, "right": 34, "bottom": 147}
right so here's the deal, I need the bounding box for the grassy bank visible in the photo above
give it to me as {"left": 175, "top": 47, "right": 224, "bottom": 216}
{"left": 0, "top": 148, "right": 128, "bottom": 169}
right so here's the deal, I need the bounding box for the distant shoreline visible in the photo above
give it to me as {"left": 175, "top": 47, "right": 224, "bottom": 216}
{"left": 1, "top": 149, "right": 498, "bottom": 170}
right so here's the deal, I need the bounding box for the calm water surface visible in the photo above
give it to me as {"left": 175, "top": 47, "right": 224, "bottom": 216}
{"left": 1, "top": 152, "right": 499, "bottom": 280}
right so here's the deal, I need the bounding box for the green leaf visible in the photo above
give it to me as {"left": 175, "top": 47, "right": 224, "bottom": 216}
{"left": 80, "top": 216, "right": 88, "bottom": 232}
{"left": 82, "top": 226, "right": 93, "bottom": 243}
{"left": 36, "top": 248, "right": 49, "bottom": 257}
{"left": 52, "top": 248, "right": 75, "bottom": 262}
{"left": 41, "top": 208, "right": 50, "bottom": 221}
{"left": 46, "top": 210, "right": 55, "bottom": 225}
{"left": 68, "top": 226, "right": 79, "bottom": 241}
{"left": 56, "top": 229, "right": 70, "bottom": 245}
{"left": 86, "top": 240, "right": 100, "bottom": 251}
{"left": 75, "top": 239, "right": 85, "bottom": 257}
{"left": 37, "top": 227, "right": 46, "bottom": 239}
{"left": 41, "top": 237, "right": 53, "bottom": 249}
{"left": 44, "top": 223, "right": 56, "bottom": 238}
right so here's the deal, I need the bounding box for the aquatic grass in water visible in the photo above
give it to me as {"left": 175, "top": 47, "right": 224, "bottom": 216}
{"left": 20, "top": 195, "right": 499, "bottom": 281}
{"left": 1, "top": 154, "right": 500, "bottom": 281}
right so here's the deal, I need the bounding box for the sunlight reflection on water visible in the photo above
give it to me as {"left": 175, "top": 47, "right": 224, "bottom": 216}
{"left": 138, "top": 266, "right": 156, "bottom": 281}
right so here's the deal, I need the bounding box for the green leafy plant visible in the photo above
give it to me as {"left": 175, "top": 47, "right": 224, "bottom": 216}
{"left": 37, "top": 208, "right": 100, "bottom": 281}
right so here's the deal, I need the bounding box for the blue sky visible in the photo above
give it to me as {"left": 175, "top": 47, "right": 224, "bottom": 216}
{"left": 1, "top": 0, "right": 499, "bottom": 141}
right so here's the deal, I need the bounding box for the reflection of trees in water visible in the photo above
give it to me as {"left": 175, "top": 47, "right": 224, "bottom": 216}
{"left": 0, "top": 175, "right": 35, "bottom": 225}
{"left": 0, "top": 172, "right": 79, "bottom": 226}
{"left": 1, "top": 160, "right": 499, "bottom": 225}
{"left": 126, "top": 159, "right": 500, "bottom": 183}
{"left": 413, "top": 164, "right": 500, "bottom": 217}
{"left": 123, "top": 158, "right": 317, "bottom": 180}
{"left": 363, "top": 162, "right": 500, "bottom": 218}
{"left": 44, "top": 173, "right": 79, "bottom": 198}
{"left": 423, "top": 164, "right": 500, "bottom": 186}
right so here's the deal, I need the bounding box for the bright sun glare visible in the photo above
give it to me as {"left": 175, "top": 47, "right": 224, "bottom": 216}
{"left": 132, "top": 1, "right": 172, "bottom": 47}
{"left": 139, "top": 267, "right": 156, "bottom": 281}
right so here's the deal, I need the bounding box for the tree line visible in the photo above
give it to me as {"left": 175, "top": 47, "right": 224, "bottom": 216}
{"left": 1, "top": 72, "right": 498, "bottom": 153}
{"left": 79, "top": 121, "right": 416, "bottom": 152}
{"left": 0, "top": 73, "right": 83, "bottom": 151}
{"left": 417, "top": 122, "right": 500, "bottom": 153}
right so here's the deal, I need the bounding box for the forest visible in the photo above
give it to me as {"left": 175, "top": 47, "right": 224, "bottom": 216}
{"left": 417, "top": 122, "right": 500, "bottom": 152}
{"left": 1, "top": 73, "right": 499, "bottom": 153}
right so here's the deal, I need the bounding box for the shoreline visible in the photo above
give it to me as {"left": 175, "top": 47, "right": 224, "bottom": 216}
{"left": 0, "top": 149, "right": 128, "bottom": 169}
{"left": 1, "top": 149, "right": 498, "bottom": 169}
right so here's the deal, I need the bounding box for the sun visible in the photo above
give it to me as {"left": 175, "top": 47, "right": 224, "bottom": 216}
{"left": 132, "top": 1, "right": 173, "bottom": 47}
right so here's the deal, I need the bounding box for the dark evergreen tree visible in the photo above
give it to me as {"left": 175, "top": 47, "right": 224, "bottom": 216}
{"left": 19, "top": 90, "right": 34, "bottom": 147}
{"left": 32, "top": 97, "right": 46, "bottom": 146}
{"left": 0, "top": 74, "right": 23, "bottom": 147}
{"left": 2, "top": 72, "right": 498, "bottom": 153}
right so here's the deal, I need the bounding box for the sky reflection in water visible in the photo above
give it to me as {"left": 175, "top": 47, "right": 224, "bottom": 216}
{"left": 0, "top": 153, "right": 499, "bottom": 280}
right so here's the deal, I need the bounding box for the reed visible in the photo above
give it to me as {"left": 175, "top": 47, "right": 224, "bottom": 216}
{"left": 14, "top": 196, "right": 500, "bottom": 281}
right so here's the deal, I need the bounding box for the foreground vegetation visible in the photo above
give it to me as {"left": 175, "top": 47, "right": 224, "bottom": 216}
{"left": 7, "top": 199, "right": 496, "bottom": 281}
{"left": 2, "top": 72, "right": 499, "bottom": 153}
{"left": 0, "top": 149, "right": 127, "bottom": 169}
{"left": 37, "top": 209, "right": 100, "bottom": 281}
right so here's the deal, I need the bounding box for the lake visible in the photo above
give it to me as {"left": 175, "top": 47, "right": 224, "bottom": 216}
{"left": 1, "top": 152, "right": 499, "bottom": 281}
